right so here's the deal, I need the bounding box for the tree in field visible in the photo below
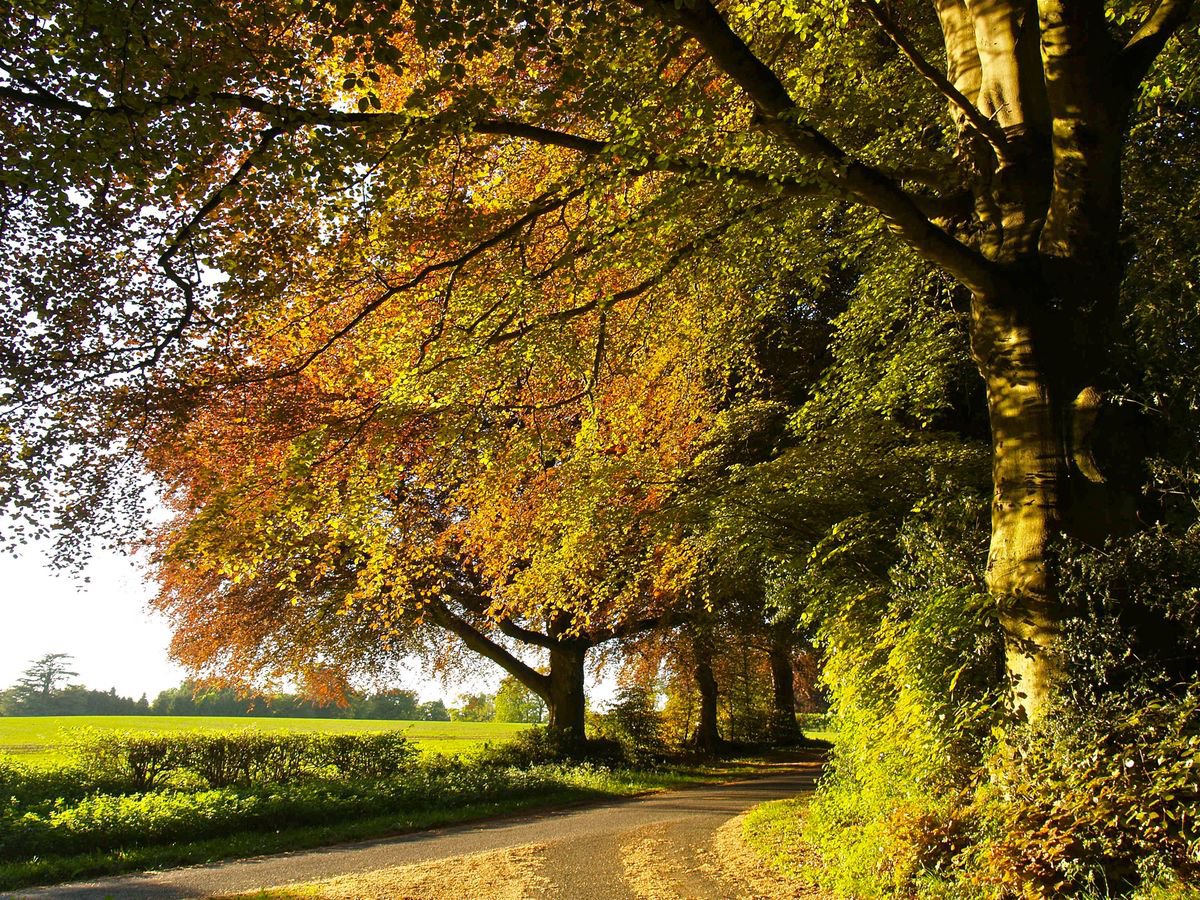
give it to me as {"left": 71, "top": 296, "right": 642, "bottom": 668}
{"left": 1, "top": 653, "right": 81, "bottom": 714}
{"left": 450, "top": 692, "right": 495, "bottom": 722}
{"left": 15, "top": 653, "right": 78, "bottom": 697}
{"left": 134, "top": 154, "right": 737, "bottom": 742}
{"left": 420, "top": 699, "right": 451, "bottom": 721}
{"left": 493, "top": 675, "right": 547, "bottom": 723}
{"left": 355, "top": 689, "right": 422, "bottom": 720}
{"left": 145, "top": 368, "right": 698, "bottom": 741}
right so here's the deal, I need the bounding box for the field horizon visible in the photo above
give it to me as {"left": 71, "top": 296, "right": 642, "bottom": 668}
{"left": 0, "top": 715, "right": 534, "bottom": 766}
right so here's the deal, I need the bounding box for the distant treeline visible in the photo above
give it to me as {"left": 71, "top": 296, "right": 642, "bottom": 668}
{"left": 150, "top": 684, "right": 452, "bottom": 721}
{"left": 0, "top": 684, "right": 152, "bottom": 717}
{"left": 0, "top": 679, "right": 450, "bottom": 720}
{"left": 2, "top": 655, "right": 544, "bottom": 723}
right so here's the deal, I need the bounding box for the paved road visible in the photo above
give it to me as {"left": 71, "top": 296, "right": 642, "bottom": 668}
{"left": 12, "top": 756, "right": 822, "bottom": 899}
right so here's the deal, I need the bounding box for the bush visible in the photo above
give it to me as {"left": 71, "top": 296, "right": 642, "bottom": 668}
{"left": 306, "top": 732, "right": 416, "bottom": 779}
{"left": 71, "top": 729, "right": 416, "bottom": 790}
{"left": 0, "top": 755, "right": 123, "bottom": 806}
{"left": 589, "top": 686, "right": 666, "bottom": 764}
{"left": 964, "top": 687, "right": 1200, "bottom": 898}
{"left": 804, "top": 504, "right": 1200, "bottom": 898}
{"left": 0, "top": 757, "right": 583, "bottom": 861}
{"left": 473, "top": 727, "right": 625, "bottom": 767}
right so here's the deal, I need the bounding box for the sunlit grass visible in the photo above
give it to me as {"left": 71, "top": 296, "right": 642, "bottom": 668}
{"left": 0, "top": 716, "right": 532, "bottom": 766}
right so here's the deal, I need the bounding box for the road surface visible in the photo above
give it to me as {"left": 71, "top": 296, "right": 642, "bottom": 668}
{"left": 14, "top": 756, "right": 822, "bottom": 899}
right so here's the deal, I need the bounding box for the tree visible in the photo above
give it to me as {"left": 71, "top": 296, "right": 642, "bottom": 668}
{"left": 15, "top": 653, "right": 78, "bottom": 697}
{"left": 451, "top": 692, "right": 495, "bottom": 722}
{"left": 355, "top": 689, "right": 422, "bottom": 720}
{"left": 688, "top": 626, "right": 723, "bottom": 753}
{"left": 147, "top": 406, "right": 685, "bottom": 740}
{"left": 3, "top": 5, "right": 1197, "bottom": 889}
{"left": 420, "top": 699, "right": 451, "bottom": 721}
{"left": 1, "top": 1, "right": 1195, "bottom": 721}
{"left": 592, "top": 684, "right": 665, "bottom": 758}
{"left": 493, "top": 674, "right": 547, "bottom": 724}
{"left": 137, "top": 253, "right": 708, "bottom": 743}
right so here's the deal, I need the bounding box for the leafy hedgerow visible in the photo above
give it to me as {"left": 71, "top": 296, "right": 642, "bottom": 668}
{"left": 0, "top": 760, "right": 582, "bottom": 860}
{"left": 70, "top": 729, "right": 417, "bottom": 790}
{"left": 0, "top": 723, "right": 711, "bottom": 867}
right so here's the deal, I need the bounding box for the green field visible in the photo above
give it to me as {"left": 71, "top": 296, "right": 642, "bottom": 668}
{"left": 0, "top": 716, "right": 532, "bottom": 766}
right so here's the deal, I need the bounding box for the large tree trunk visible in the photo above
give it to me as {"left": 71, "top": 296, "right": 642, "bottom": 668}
{"left": 970, "top": 291, "right": 1067, "bottom": 723}
{"left": 768, "top": 638, "right": 800, "bottom": 743}
{"left": 693, "top": 651, "right": 721, "bottom": 753}
{"left": 943, "top": 0, "right": 1140, "bottom": 723}
{"left": 546, "top": 641, "right": 588, "bottom": 742}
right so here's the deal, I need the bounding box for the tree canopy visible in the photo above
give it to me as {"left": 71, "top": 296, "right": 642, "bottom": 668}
{"left": 2, "top": 0, "right": 1199, "bottom": 894}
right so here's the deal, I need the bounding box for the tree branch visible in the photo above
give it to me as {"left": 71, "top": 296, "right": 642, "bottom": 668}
{"left": 1, "top": 73, "right": 834, "bottom": 199}
{"left": 487, "top": 196, "right": 786, "bottom": 347}
{"left": 425, "top": 599, "right": 551, "bottom": 698}
{"left": 640, "top": 0, "right": 1000, "bottom": 296}
{"left": 254, "top": 183, "right": 589, "bottom": 381}
{"left": 856, "top": 0, "right": 1012, "bottom": 164}
{"left": 588, "top": 608, "right": 691, "bottom": 643}
{"left": 496, "top": 618, "right": 563, "bottom": 651}
{"left": 152, "top": 126, "right": 284, "bottom": 366}
{"left": 475, "top": 120, "right": 607, "bottom": 154}
{"left": 1120, "top": 0, "right": 1196, "bottom": 87}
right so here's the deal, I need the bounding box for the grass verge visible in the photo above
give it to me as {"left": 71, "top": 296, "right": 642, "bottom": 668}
{"left": 742, "top": 797, "right": 818, "bottom": 882}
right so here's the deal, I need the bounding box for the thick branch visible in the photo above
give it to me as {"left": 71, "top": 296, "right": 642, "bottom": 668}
{"left": 475, "top": 120, "right": 606, "bottom": 154}
{"left": 1120, "top": 0, "right": 1196, "bottom": 87}
{"left": 425, "top": 599, "right": 551, "bottom": 698}
{"left": 588, "top": 608, "right": 691, "bottom": 643}
{"left": 0, "top": 82, "right": 822, "bottom": 200}
{"left": 857, "top": 0, "right": 1012, "bottom": 163}
{"left": 497, "top": 617, "right": 563, "bottom": 651}
{"left": 642, "top": 0, "right": 1000, "bottom": 295}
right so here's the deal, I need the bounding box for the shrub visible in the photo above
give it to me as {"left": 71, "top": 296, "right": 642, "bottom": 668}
{"left": 0, "top": 758, "right": 577, "bottom": 861}
{"left": 804, "top": 507, "right": 1200, "bottom": 898}
{"left": 590, "top": 686, "right": 666, "bottom": 764}
{"left": 307, "top": 732, "right": 416, "bottom": 779}
{"left": 0, "top": 755, "right": 124, "bottom": 806}
{"left": 473, "top": 727, "right": 625, "bottom": 767}
{"left": 75, "top": 733, "right": 181, "bottom": 791}
{"left": 71, "top": 730, "right": 416, "bottom": 791}
{"left": 965, "top": 687, "right": 1200, "bottom": 898}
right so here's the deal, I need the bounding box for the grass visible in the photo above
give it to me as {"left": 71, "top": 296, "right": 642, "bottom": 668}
{"left": 803, "top": 729, "right": 836, "bottom": 744}
{"left": 0, "top": 791, "right": 580, "bottom": 890}
{"left": 742, "top": 797, "right": 816, "bottom": 882}
{"left": 0, "top": 715, "right": 531, "bottom": 766}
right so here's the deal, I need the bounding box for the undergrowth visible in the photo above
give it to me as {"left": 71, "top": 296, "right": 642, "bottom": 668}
{"left": 802, "top": 497, "right": 1200, "bottom": 898}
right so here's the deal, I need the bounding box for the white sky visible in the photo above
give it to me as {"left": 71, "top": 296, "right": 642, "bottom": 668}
{"left": 0, "top": 545, "right": 186, "bottom": 700}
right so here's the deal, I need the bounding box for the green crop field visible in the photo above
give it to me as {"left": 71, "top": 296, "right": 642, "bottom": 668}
{"left": 0, "top": 716, "right": 533, "bottom": 767}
